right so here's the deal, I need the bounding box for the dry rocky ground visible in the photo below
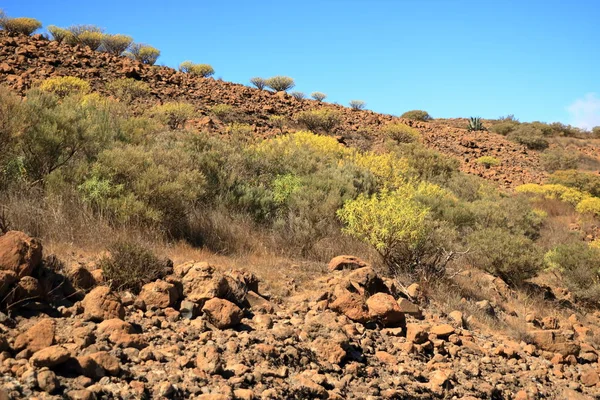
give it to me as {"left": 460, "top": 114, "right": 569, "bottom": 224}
{"left": 2, "top": 231, "right": 600, "bottom": 399}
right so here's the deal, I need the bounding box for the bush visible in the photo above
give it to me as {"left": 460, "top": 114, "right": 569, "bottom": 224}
{"left": 400, "top": 110, "right": 432, "bottom": 121}
{"left": 101, "top": 34, "right": 132, "bottom": 55}
{"left": 476, "top": 156, "right": 500, "bottom": 168}
{"left": 63, "top": 25, "right": 103, "bottom": 46}
{"left": 296, "top": 109, "right": 341, "bottom": 133}
{"left": 269, "top": 115, "right": 286, "bottom": 133}
{"left": 290, "top": 91, "right": 305, "bottom": 100}
{"left": 38, "top": 76, "right": 90, "bottom": 98}
{"left": 250, "top": 77, "right": 266, "bottom": 90}
{"left": 0, "top": 17, "right": 42, "bottom": 36}
{"left": 545, "top": 242, "right": 600, "bottom": 304}
{"left": 349, "top": 100, "right": 366, "bottom": 110}
{"left": 576, "top": 197, "right": 600, "bottom": 217}
{"left": 508, "top": 124, "right": 549, "bottom": 150}
{"left": 311, "top": 92, "right": 326, "bottom": 102}
{"left": 265, "top": 76, "right": 295, "bottom": 92}
{"left": 99, "top": 241, "right": 172, "bottom": 293}
{"left": 491, "top": 120, "right": 519, "bottom": 135}
{"left": 540, "top": 148, "right": 579, "bottom": 173}
{"left": 150, "top": 102, "right": 195, "bottom": 129}
{"left": 381, "top": 123, "right": 420, "bottom": 143}
{"left": 179, "top": 61, "right": 215, "bottom": 77}
{"left": 593, "top": 126, "right": 600, "bottom": 138}
{"left": 228, "top": 122, "right": 253, "bottom": 140}
{"left": 78, "top": 31, "right": 104, "bottom": 50}
{"left": 210, "top": 104, "right": 240, "bottom": 123}
{"left": 549, "top": 170, "right": 600, "bottom": 197}
{"left": 106, "top": 78, "right": 150, "bottom": 103}
{"left": 126, "top": 43, "right": 160, "bottom": 65}
{"left": 47, "top": 25, "right": 70, "bottom": 43}
{"left": 466, "top": 228, "right": 542, "bottom": 286}
{"left": 393, "top": 143, "right": 459, "bottom": 183}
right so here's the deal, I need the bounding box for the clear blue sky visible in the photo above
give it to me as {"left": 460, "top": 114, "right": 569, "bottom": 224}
{"left": 3, "top": 0, "right": 599, "bottom": 128}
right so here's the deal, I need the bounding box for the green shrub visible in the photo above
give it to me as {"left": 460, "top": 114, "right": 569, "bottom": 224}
{"left": 296, "top": 109, "right": 341, "bottom": 133}
{"left": 349, "top": 100, "right": 366, "bottom": 110}
{"left": 250, "top": 77, "right": 266, "bottom": 90}
{"left": 508, "top": 125, "right": 549, "bottom": 150}
{"left": 593, "top": 126, "right": 600, "bottom": 138}
{"left": 467, "top": 117, "right": 484, "bottom": 132}
{"left": 400, "top": 110, "right": 432, "bottom": 121}
{"left": 47, "top": 25, "right": 70, "bottom": 43}
{"left": 491, "top": 120, "right": 519, "bottom": 135}
{"left": 265, "top": 76, "right": 295, "bottom": 92}
{"left": 311, "top": 92, "right": 326, "bottom": 102}
{"left": 576, "top": 197, "right": 600, "bottom": 217}
{"left": 290, "top": 91, "right": 305, "bottom": 100}
{"left": 228, "top": 122, "right": 254, "bottom": 140}
{"left": 540, "top": 148, "right": 579, "bottom": 172}
{"left": 106, "top": 78, "right": 150, "bottom": 103}
{"left": 101, "top": 34, "right": 132, "bottom": 55}
{"left": 126, "top": 43, "right": 160, "bottom": 65}
{"left": 269, "top": 115, "right": 286, "bottom": 133}
{"left": 63, "top": 25, "right": 103, "bottom": 46}
{"left": 381, "top": 123, "right": 420, "bottom": 143}
{"left": 99, "top": 241, "right": 172, "bottom": 294}
{"left": 38, "top": 76, "right": 90, "bottom": 98}
{"left": 0, "top": 17, "right": 42, "bottom": 36}
{"left": 78, "top": 31, "right": 104, "bottom": 50}
{"left": 545, "top": 242, "right": 600, "bottom": 304}
{"left": 179, "top": 61, "right": 215, "bottom": 77}
{"left": 150, "top": 102, "right": 195, "bottom": 129}
{"left": 393, "top": 143, "right": 459, "bottom": 183}
{"left": 476, "top": 156, "right": 500, "bottom": 168}
{"left": 548, "top": 170, "right": 600, "bottom": 197}
{"left": 466, "top": 228, "right": 542, "bottom": 286}
{"left": 210, "top": 104, "right": 240, "bottom": 123}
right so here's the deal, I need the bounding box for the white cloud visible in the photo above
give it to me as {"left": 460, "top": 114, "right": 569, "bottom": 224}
{"left": 567, "top": 93, "right": 600, "bottom": 130}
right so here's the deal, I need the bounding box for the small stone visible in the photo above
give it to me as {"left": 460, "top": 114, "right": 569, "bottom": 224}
{"left": 30, "top": 345, "right": 70, "bottom": 368}
{"left": 202, "top": 298, "right": 243, "bottom": 329}
{"left": 37, "top": 369, "right": 59, "bottom": 394}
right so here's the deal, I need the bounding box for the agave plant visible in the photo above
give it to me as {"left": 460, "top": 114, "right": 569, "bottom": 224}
{"left": 467, "top": 117, "right": 484, "bottom": 132}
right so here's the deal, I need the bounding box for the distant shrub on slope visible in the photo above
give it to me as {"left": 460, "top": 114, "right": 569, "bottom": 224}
{"left": 401, "top": 110, "right": 432, "bottom": 121}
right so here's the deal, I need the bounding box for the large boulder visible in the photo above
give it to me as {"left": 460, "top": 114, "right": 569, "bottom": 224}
{"left": 344, "top": 267, "right": 388, "bottom": 296}
{"left": 138, "top": 280, "right": 179, "bottom": 309}
{"left": 329, "top": 290, "right": 370, "bottom": 323}
{"left": 366, "top": 292, "right": 405, "bottom": 326}
{"left": 13, "top": 318, "right": 56, "bottom": 352}
{"left": 0, "top": 231, "right": 43, "bottom": 278}
{"left": 77, "top": 351, "right": 120, "bottom": 379}
{"left": 30, "top": 345, "right": 70, "bottom": 368}
{"left": 180, "top": 263, "right": 229, "bottom": 305}
{"left": 82, "top": 286, "right": 125, "bottom": 321}
{"left": 530, "top": 330, "right": 581, "bottom": 356}
{"left": 202, "top": 298, "right": 243, "bottom": 329}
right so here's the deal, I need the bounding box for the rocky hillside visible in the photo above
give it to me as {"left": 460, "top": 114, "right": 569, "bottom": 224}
{"left": 2, "top": 231, "right": 600, "bottom": 399}
{"left": 0, "top": 31, "right": 553, "bottom": 189}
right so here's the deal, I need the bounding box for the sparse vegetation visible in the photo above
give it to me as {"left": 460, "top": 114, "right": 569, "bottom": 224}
{"left": 290, "top": 91, "right": 305, "bottom": 100}
{"left": 296, "top": 109, "right": 341, "bottom": 133}
{"left": 540, "top": 147, "right": 579, "bottom": 172}
{"left": 467, "top": 117, "right": 484, "bottom": 132}
{"left": 106, "top": 78, "right": 150, "bottom": 103}
{"left": 0, "top": 16, "right": 42, "bottom": 36}
{"left": 269, "top": 115, "right": 286, "bottom": 133}
{"left": 179, "top": 61, "right": 215, "bottom": 78}
{"left": 47, "top": 25, "right": 69, "bottom": 43}
{"left": 101, "top": 34, "right": 133, "bottom": 55}
{"left": 349, "top": 100, "right": 366, "bottom": 110}
{"left": 38, "top": 76, "right": 90, "bottom": 97}
{"left": 250, "top": 77, "right": 266, "bottom": 90}
{"left": 311, "top": 92, "right": 327, "bottom": 102}
{"left": 476, "top": 156, "right": 500, "bottom": 168}
{"left": 381, "top": 123, "right": 420, "bottom": 143}
{"left": 265, "top": 76, "right": 295, "bottom": 92}
{"left": 150, "top": 102, "right": 195, "bottom": 130}
{"left": 401, "top": 110, "right": 432, "bottom": 121}
{"left": 126, "top": 43, "right": 160, "bottom": 65}
{"left": 210, "top": 104, "right": 240, "bottom": 123}
{"left": 78, "top": 30, "right": 104, "bottom": 50}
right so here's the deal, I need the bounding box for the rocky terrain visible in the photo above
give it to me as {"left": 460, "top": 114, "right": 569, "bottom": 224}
{"left": 1, "top": 231, "right": 600, "bottom": 399}
{"left": 0, "top": 31, "right": 569, "bottom": 189}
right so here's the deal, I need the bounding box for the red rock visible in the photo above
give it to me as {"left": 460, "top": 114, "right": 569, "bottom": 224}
{"left": 366, "top": 293, "right": 405, "bottom": 326}
{"left": 138, "top": 279, "right": 179, "bottom": 309}
{"left": 82, "top": 286, "right": 125, "bottom": 321}
{"left": 327, "top": 255, "right": 369, "bottom": 272}
{"left": 30, "top": 345, "right": 70, "bottom": 368}
{"left": 202, "top": 298, "right": 243, "bottom": 329}
{"left": 0, "top": 231, "right": 43, "bottom": 278}
{"left": 13, "top": 318, "right": 55, "bottom": 352}
{"left": 329, "top": 291, "right": 370, "bottom": 323}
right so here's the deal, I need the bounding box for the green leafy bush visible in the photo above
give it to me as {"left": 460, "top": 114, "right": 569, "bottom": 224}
{"left": 381, "top": 123, "right": 420, "bottom": 143}
{"left": 0, "top": 17, "right": 42, "bottom": 35}
{"left": 491, "top": 120, "right": 519, "bottom": 135}
{"left": 545, "top": 242, "right": 600, "bottom": 304}
{"left": 549, "top": 170, "right": 600, "bottom": 197}
{"left": 466, "top": 228, "right": 542, "bottom": 285}
{"left": 150, "top": 102, "right": 195, "bottom": 130}
{"left": 311, "top": 92, "right": 326, "bottom": 102}
{"left": 349, "top": 100, "right": 366, "bottom": 110}
{"left": 126, "top": 43, "right": 160, "bottom": 65}
{"left": 99, "top": 241, "right": 172, "bottom": 293}
{"left": 508, "top": 125, "right": 549, "bottom": 150}
{"left": 250, "top": 77, "right": 266, "bottom": 90}
{"left": 63, "top": 25, "right": 103, "bottom": 46}
{"left": 78, "top": 31, "right": 104, "bottom": 50}
{"left": 296, "top": 109, "right": 341, "bottom": 133}
{"left": 106, "top": 78, "right": 150, "bottom": 103}
{"left": 540, "top": 148, "right": 579, "bottom": 173}
{"left": 265, "top": 76, "right": 295, "bottom": 92}
{"left": 393, "top": 143, "right": 459, "bottom": 183}
{"left": 290, "top": 91, "right": 305, "bottom": 100}
{"left": 38, "top": 76, "right": 90, "bottom": 98}
{"left": 401, "top": 110, "right": 432, "bottom": 121}
{"left": 47, "top": 25, "right": 70, "bottom": 43}
{"left": 101, "top": 34, "right": 133, "bottom": 55}
{"left": 179, "top": 61, "right": 215, "bottom": 77}
{"left": 476, "top": 156, "right": 500, "bottom": 168}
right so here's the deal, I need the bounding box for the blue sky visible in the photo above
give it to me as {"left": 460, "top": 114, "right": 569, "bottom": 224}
{"left": 3, "top": 0, "right": 599, "bottom": 128}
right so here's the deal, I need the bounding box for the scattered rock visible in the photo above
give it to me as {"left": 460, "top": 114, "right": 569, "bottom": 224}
{"left": 138, "top": 279, "right": 179, "bottom": 309}
{"left": 202, "top": 298, "right": 243, "bottom": 329}
{"left": 0, "top": 231, "right": 43, "bottom": 278}
{"left": 30, "top": 345, "right": 70, "bottom": 368}
{"left": 327, "top": 255, "right": 369, "bottom": 271}
{"left": 81, "top": 286, "right": 125, "bottom": 321}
